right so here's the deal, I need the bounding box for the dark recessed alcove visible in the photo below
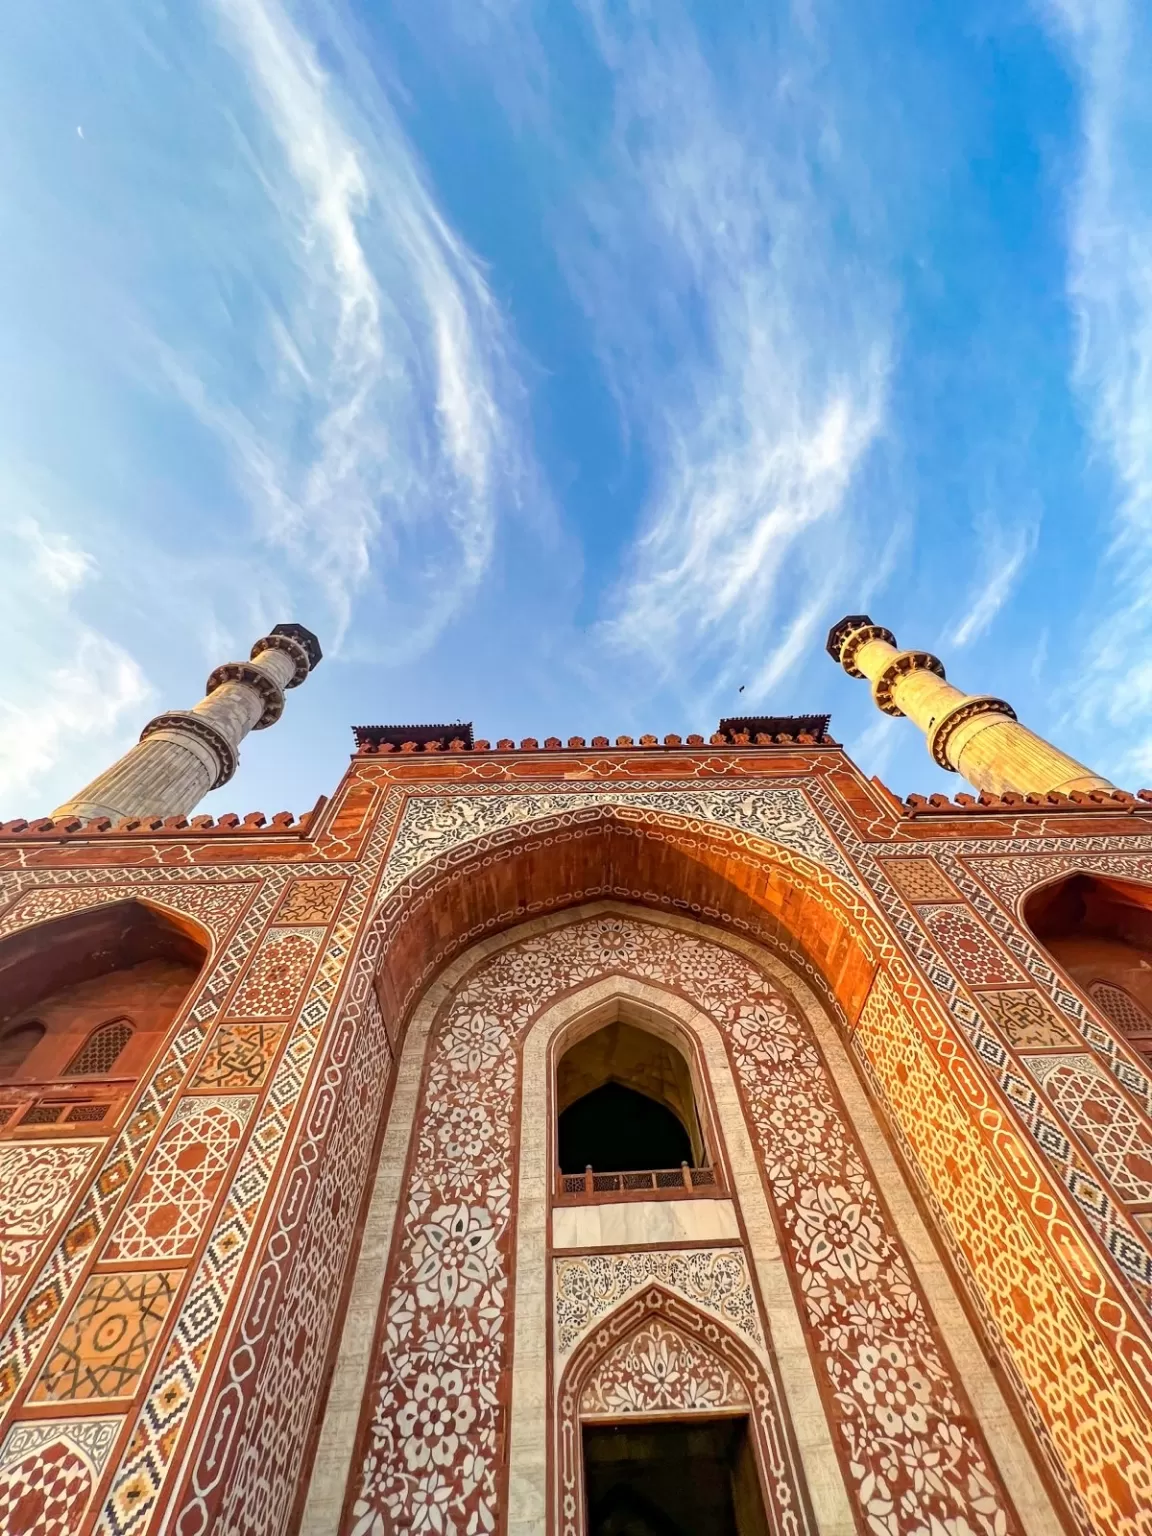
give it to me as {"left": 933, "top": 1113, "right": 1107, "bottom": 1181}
{"left": 583, "top": 1418, "right": 768, "bottom": 1536}
{"left": 558, "top": 1081, "right": 694, "bottom": 1175}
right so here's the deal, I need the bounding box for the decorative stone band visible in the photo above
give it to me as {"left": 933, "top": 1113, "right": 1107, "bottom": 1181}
{"left": 139, "top": 710, "right": 238, "bottom": 790}
{"left": 205, "top": 661, "right": 286, "bottom": 730}
{"left": 927, "top": 695, "right": 1017, "bottom": 772}
{"left": 838, "top": 622, "right": 896, "bottom": 679}
{"left": 872, "top": 649, "right": 946, "bottom": 716}
{"left": 252, "top": 630, "right": 311, "bottom": 689}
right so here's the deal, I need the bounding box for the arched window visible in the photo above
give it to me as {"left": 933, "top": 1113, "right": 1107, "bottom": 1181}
{"left": 1024, "top": 873, "right": 1152, "bottom": 1048}
{"left": 556, "top": 1019, "right": 708, "bottom": 1180}
{"left": 0, "top": 900, "right": 207, "bottom": 1131}
{"left": 1088, "top": 981, "right": 1152, "bottom": 1038}
{"left": 63, "top": 1018, "right": 134, "bottom": 1077}
{"left": 0, "top": 1020, "right": 45, "bottom": 1078}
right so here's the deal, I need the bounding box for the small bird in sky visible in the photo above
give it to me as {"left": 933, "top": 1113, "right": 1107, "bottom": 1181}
{"left": 738, "top": 685, "right": 745, "bottom": 693}
{"left": 76, "top": 126, "right": 84, "bottom": 138}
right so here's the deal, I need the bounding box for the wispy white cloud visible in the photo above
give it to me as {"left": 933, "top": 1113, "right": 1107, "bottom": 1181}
{"left": 180, "top": 0, "right": 532, "bottom": 652}
{"left": 0, "top": 514, "right": 150, "bottom": 811}
{"left": 1038, "top": 0, "right": 1152, "bottom": 775}
{"left": 0, "top": 0, "right": 541, "bottom": 813}
{"left": 948, "top": 512, "right": 1038, "bottom": 649}
{"left": 850, "top": 713, "right": 903, "bottom": 784}
{"left": 568, "top": 2, "right": 894, "bottom": 706}
{"left": 15, "top": 519, "right": 98, "bottom": 596}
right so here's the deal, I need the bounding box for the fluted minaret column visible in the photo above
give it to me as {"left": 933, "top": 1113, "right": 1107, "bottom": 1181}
{"left": 53, "top": 622, "right": 322, "bottom": 822}
{"left": 826, "top": 614, "right": 1112, "bottom": 796}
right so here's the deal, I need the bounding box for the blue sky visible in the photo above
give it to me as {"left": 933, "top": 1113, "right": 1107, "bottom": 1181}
{"left": 2, "top": 0, "right": 1151, "bottom": 818}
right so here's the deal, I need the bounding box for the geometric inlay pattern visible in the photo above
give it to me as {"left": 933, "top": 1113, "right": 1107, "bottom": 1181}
{"left": 918, "top": 905, "right": 1023, "bottom": 987}
{"left": 881, "top": 857, "right": 962, "bottom": 904}
{"left": 190, "top": 1023, "right": 285, "bottom": 1090}
{"left": 979, "top": 990, "right": 1076, "bottom": 1051}
{"left": 0, "top": 1142, "right": 97, "bottom": 1321}
{"left": 1025, "top": 1054, "right": 1152, "bottom": 1204}
{"left": 579, "top": 1313, "right": 749, "bottom": 1417}
{"left": 104, "top": 1097, "right": 253, "bottom": 1262}
{"left": 1089, "top": 982, "right": 1152, "bottom": 1038}
{"left": 0, "top": 1416, "right": 119, "bottom": 1536}
{"left": 554, "top": 1247, "right": 761, "bottom": 1355}
{"left": 346, "top": 914, "right": 1013, "bottom": 1536}
{"left": 30, "top": 1269, "right": 182, "bottom": 1402}
{"left": 227, "top": 927, "right": 323, "bottom": 1020}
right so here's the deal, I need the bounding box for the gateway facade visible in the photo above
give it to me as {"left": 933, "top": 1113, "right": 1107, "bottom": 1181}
{"left": 0, "top": 619, "right": 1150, "bottom": 1535}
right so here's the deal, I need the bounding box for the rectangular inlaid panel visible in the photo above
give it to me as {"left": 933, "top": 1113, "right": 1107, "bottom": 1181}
{"left": 918, "top": 905, "right": 1023, "bottom": 987}
{"left": 273, "top": 878, "right": 347, "bottom": 926}
{"left": 227, "top": 927, "right": 324, "bottom": 1020}
{"left": 0, "top": 1142, "right": 98, "bottom": 1326}
{"left": 1025, "top": 1054, "right": 1152, "bottom": 1204}
{"left": 191, "top": 1023, "right": 285, "bottom": 1091}
{"left": 979, "top": 990, "right": 1076, "bottom": 1050}
{"left": 882, "top": 858, "right": 962, "bottom": 904}
{"left": 0, "top": 1417, "right": 121, "bottom": 1536}
{"left": 31, "top": 1270, "right": 182, "bottom": 1403}
{"left": 104, "top": 1097, "right": 253, "bottom": 1262}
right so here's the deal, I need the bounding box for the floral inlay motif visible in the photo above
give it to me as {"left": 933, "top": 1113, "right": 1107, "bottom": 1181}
{"left": 580, "top": 1315, "right": 748, "bottom": 1416}
{"left": 554, "top": 1247, "right": 761, "bottom": 1354}
{"left": 378, "top": 785, "right": 859, "bottom": 896}
{"left": 348, "top": 914, "right": 1014, "bottom": 1536}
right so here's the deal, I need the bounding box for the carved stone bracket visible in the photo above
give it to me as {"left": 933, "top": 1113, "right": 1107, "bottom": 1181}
{"left": 138, "top": 711, "right": 238, "bottom": 789}
{"left": 205, "top": 662, "right": 286, "bottom": 729}
{"left": 252, "top": 631, "right": 311, "bottom": 688}
{"left": 928, "top": 695, "right": 1017, "bottom": 770}
{"left": 872, "top": 650, "right": 946, "bottom": 716}
{"left": 837, "top": 622, "right": 897, "bottom": 678}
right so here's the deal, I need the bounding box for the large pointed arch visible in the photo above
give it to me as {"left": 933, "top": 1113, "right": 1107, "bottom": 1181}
{"left": 0, "top": 898, "right": 209, "bottom": 1127}
{"left": 367, "top": 801, "right": 885, "bottom": 1041}
{"left": 311, "top": 902, "right": 1046, "bottom": 1536}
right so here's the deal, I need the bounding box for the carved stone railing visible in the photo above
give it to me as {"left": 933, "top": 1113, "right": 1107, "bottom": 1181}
{"left": 555, "top": 1163, "right": 720, "bottom": 1202}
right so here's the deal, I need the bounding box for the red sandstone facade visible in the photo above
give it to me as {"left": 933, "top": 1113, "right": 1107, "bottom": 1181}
{"left": 3, "top": 720, "right": 1152, "bottom": 1534}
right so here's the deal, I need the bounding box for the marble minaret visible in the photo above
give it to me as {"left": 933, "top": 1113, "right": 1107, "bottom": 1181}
{"left": 826, "top": 613, "right": 1112, "bottom": 795}
{"left": 52, "top": 622, "right": 321, "bottom": 821}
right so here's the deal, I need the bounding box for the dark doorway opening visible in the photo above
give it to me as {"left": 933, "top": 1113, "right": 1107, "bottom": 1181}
{"left": 582, "top": 1417, "right": 769, "bottom": 1536}
{"left": 558, "top": 1081, "right": 694, "bottom": 1175}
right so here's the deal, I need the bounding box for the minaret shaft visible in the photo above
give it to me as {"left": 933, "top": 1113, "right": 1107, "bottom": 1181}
{"left": 53, "top": 623, "right": 321, "bottom": 822}
{"left": 828, "top": 617, "right": 1112, "bottom": 797}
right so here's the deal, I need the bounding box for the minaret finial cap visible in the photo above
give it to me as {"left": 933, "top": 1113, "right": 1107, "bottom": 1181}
{"left": 826, "top": 614, "right": 874, "bottom": 663}
{"left": 271, "top": 622, "right": 322, "bottom": 672}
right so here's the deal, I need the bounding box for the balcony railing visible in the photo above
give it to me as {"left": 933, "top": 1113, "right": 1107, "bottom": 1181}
{"left": 0, "top": 1075, "right": 133, "bottom": 1134}
{"left": 556, "top": 1163, "right": 719, "bottom": 1202}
